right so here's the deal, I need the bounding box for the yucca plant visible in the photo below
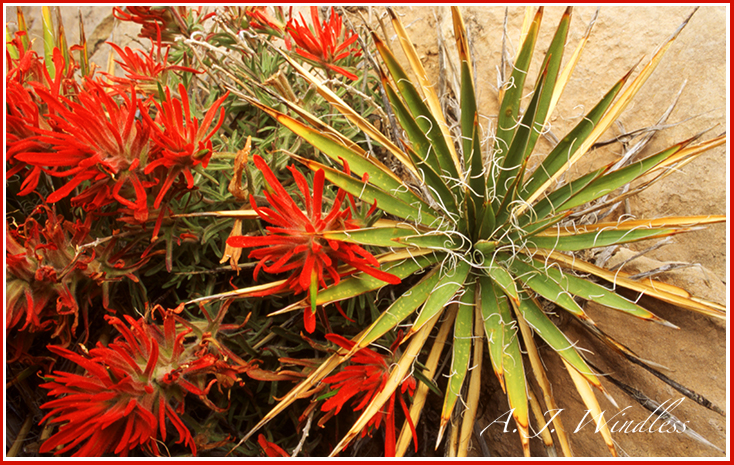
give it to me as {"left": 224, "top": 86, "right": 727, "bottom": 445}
{"left": 199, "top": 6, "right": 724, "bottom": 457}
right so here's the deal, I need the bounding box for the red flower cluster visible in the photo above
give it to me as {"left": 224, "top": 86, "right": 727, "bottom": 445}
{"left": 320, "top": 334, "right": 418, "bottom": 456}
{"left": 7, "top": 34, "right": 228, "bottom": 236}
{"left": 226, "top": 155, "right": 400, "bottom": 333}
{"left": 285, "top": 6, "right": 362, "bottom": 80}
{"left": 39, "top": 307, "right": 253, "bottom": 456}
{"left": 105, "top": 39, "right": 201, "bottom": 96}
{"left": 246, "top": 6, "right": 287, "bottom": 37}
{"left": 113, "top": 6, "right": 214, "bottom": 43}
{"left": 6, "top": 206, "right": 149, "bottom": 363}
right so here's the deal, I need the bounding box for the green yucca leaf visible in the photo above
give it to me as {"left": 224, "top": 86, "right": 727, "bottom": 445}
{"left": 373, "top": 34, "right": 463, "bottom": 201}
{"left": 511, "top": 212, "right": 571, "bottom": 241}
{"left": 519, "top": 70, "right": 630, "bottom": 205}
{"left": 357, "top": 267, "right": 443, "bottom": 347}
{"left": 508, "top": 258, "right": 588, "bottom": 319}
{"left": 41, "top": 6, "right": 56, "bottom": 78}
{"left": 322, "top": 227, "right": 459, "bottom": 250}
{"left": 295, "top": 156, "right": 441, "bottom": 226}
{"left": 494, "top": 61, "right": 550, "bottom": 214}
{"left": 406, "top": 259, "right": 471, "bottom": 339}
{"left": 438, "top": 281, "right": 475, "bottom": 443}
{"left": 492, "top": 7, "right": 542, "bottom": 169}
{"left": 478, "top": 276, "right": 507, "bottom": 390}
{"left": 460, "top": 60, "right": 487, "bottom": 228}
{"left": 387, "top": 7, "right": 463, "bottom": 176}
{"left": 557, "top": 140, "right": 688, "bottom": 211}
{"left": 520, "top": 7, "right": 572, "bottom": 162}
{"left": 517, "top": 168, "right": 607, "bottom": 228}
{"left": 382, "top": 80, "right": 459, "bottom": 216}
{"left": 527, "top": 226, "right": 686, "bottom": 251}
{"left": 250, "top": 103, "right": 426, "bottom": 208}
{"left": 511, "top": 293, "right": 600, "bottom": 388}
{"left": 535, "top": 249, "right": 725, "bottom": 319}
{"left": 316, "top": 252, "right": 442, "bottom": 306}
{"left": 536, "top": 260, "right": 669, "bottom": 323}
{"left": 482, "top": 259, "right": 519, "bottom": 305}
{"left": 277, "top": 50, "right": 419, "bottom": 175}
{"left": 477, "top": 200, "right": 497, "bottom": 241}
{"left": 500, "top": 289, "right": 530, "bottom": 450}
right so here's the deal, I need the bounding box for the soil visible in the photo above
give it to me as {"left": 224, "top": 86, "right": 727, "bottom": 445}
{"left": 6, "top": 5, "right": 727, "bottom": 458}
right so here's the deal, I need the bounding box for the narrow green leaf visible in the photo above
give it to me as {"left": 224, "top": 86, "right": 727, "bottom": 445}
{"left": 500, "top": 288, "right": 529, "bottom": 439}
{"left": 520, "top": 73, "right": 628, "bottom": 202}
{"left": 507, "top": 212, "right": 570, "bottom": 243}
{"left": 477, "top": 200, "right": 497, "bottom": 241}
{"left": 441, "top": 281, "right": 475, "bottom": 423}
{"left": 322, "top": 227, "right": 459, "bottom": 251}
{"left": 494, "top": 63, "right": 549, "bottom": 213}
{"left": 316, "top": 253, "right": 441, "bottom": 306}
{"left": 558, "top": 142, "right": 686, "bottom": 211}
{"left": 512, "top": 292, "right": 600, "bottom": 388}
{"left": 358, "top": 267, "right": 442, "bottom": 346}
{"left": 41, "top": 6, "right": 56, "bottom": 79}
{"left": 268, "top": 110, "right": 430, "bottom": 210}
{"left": 517, "top": 167, "right": 606, "bottom": 228}
{"left": 374, "top": 34, "right": 462, "bottom": 200}
{"left": 296, "top": 156, "right": 441, "bottom": 227}
{"left": 492, "top": 7, "right": 542, "bottom": 171}
{"left": 383, "top": 81, "right": 459, "bottom": 216}
{"left": 521, "top": 7, "right": 571, "bottom": 161}
{"left": 406, "top": 259, "right": 471, "bottom": 338}
{"left": 460, "top": 60, "right": 486, "bottom": 219}
{"left": 518, "top": 255, "right": 666, "bottom": 322}
{"left": 505, "top": 257, "right": 587, "bottom": 319}
{"left": 481, "top": 258, "right": 519, "bottom": 305}
{"left": 478, "top": 276, "right": 506, "bottom": 390}
{"left": 528, "top": 227, "right": 683, "bottom": 252}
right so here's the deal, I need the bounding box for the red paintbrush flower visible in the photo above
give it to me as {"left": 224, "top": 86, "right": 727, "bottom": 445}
{"left": 141, "top": 82, "right": 229, "bottom": 210}
{"left": 285, "top": 6, "right": 362, "bottom": 80}
{"left": 13, "top": 79, "right": 153, "bottom": 221}
{"left": 5, "top": 206, "right": 153, "bottom": 364}
{"left": 320, "top": 333, "right": 418, "bottom": 457}
{"left": 104, "top": 38, "right": 202, "bottom": 95}
{"left": 39, "top": 307, "right": 252, "bottom": 457}
{"left": 113, "top": 6, "right": 215, "bottom": 43}
{"left": 246, "top": 6, "right": 286, "bottom": 37}
{"left": 112, "top": 6, "right": 180, "bottom": 43}
{"left": 226, "top": 154, "right": 400, "bottom": 333}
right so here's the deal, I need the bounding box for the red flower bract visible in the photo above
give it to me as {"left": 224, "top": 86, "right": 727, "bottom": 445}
{"left": 285, "top": 6, "right": 362, "bottom": 80}
{"left": 258, "top": 434, "right": 289, "bottom": 457}
{"left": 320, "top": 333, "right": 418, "bottom": 456}
{"left": 226, "top": 155, "right": 400, "bottom": 333}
